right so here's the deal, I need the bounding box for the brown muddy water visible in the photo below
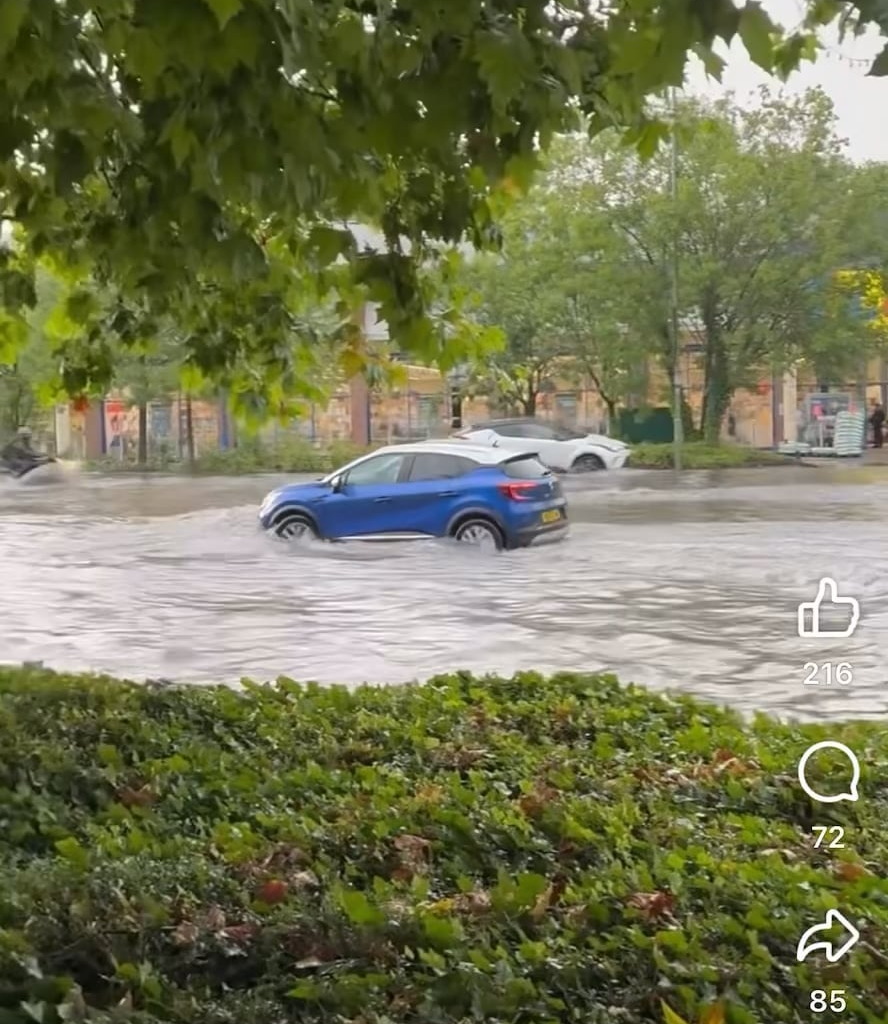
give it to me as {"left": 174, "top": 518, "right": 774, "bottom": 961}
{"left": 1, "top": 464, "right": 886, "bottom": 721}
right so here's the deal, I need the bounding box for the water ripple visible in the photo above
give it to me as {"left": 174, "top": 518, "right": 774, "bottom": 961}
{"left": 1, "top": 469, "right": 886, "bottom": 721}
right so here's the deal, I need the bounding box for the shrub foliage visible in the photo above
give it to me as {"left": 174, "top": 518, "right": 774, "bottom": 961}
{"left": 0, "top": 667, "right": 885, "bottom": 1023}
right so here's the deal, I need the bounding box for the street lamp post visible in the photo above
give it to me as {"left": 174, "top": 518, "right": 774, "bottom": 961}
{"left": 669, "top": 86, "right": 684, "bottom": 472}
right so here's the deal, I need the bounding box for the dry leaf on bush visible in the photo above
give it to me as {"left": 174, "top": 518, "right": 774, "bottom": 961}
{"left": 627, "top": 890, "right": 675, "bottom": 922}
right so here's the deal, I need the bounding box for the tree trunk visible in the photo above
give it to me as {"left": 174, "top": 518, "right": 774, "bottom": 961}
{"left": 522, "top": 391, "right": 537, "bottom": 416}
{"left": 185, "top": 394, "right": 195, "bottom": 465}
{"left": 450, "top": 391, "right": 463, "bottom": 430}
{"left": 602, "top": 396, "right": 616, "bottom": 432}
{"left": 701, "top": 333, "right": 732, "bottom": 443}
{"left": 137, "top": 402, "right": 148, "bottom": 465}
{"left": 699, "top": 296, "right": 733, "bottom": 444}
{"left": 681, "top": 396, "right": 699, "bottom": 441}
{"left": 582, "top": 366, "right": 617, "bottom": 433}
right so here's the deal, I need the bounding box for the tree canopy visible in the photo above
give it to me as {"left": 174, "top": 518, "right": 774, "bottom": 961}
{"left": 1, "top": 0, "right": 886, "bottom": 414}
{"left": 456, "top": 88, "right": 888, "bottom": 439}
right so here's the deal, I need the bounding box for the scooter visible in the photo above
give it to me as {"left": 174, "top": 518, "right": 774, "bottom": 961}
{"left": 0, "top": 452, "right": 62, "bottom": 482}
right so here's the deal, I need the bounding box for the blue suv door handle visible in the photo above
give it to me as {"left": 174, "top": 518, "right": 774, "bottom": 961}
{"left": 374, "top": 497, "right": 392, "bottom": 503}
{"left": 438, "top": 490, "right": 457, "bottom": 497}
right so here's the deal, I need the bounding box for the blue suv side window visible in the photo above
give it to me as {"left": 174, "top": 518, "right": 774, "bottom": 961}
{"left": 408, "top": 454, "right": 477, "bottom": 481}
{"left": 344, "top": 454, "right": 406, "bottom": 485}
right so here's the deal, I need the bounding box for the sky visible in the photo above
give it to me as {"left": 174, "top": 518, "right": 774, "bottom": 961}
{"left": 685, "top": 0, "right": 888, "bottom": 162}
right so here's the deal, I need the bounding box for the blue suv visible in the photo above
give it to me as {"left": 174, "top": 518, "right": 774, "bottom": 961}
{"left": 258, "top": 441, "right": 568, "bottom": 550}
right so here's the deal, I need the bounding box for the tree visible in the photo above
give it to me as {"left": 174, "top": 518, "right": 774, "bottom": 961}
{"left": 112, "top": 323, "right": 184, "bottom": 464}
{"left": 458, "top": 175, "right": 650, "bottom": 422}
{"left": 809, "top": 159, "right": 888, "bottom": 381}
{"left": 0, "top": 0, "right": 864, "bottom": 411}
{"left": 0, "top": 267, "right": 63, "bottom": 438}
{"left": 530, "top": 156, "right": 662, "bottom": 424}
{"left": 459, "top": 212, "right": 573, "bottom": 416}
{"left": 546, "top": 90, "right": 857, "bottom": 441}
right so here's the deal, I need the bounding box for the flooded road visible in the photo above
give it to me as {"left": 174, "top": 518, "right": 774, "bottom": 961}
{"left": 1, "top": 465, "right": 887, "bottom": 721}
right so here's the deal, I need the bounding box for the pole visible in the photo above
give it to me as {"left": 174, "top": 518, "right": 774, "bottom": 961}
{"left": 669, "top": 86, "right": 684, "bottom": 472}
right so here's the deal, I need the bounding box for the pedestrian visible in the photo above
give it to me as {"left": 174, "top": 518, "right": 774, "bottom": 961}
{"left": 869, "top": 401, "right": 885, "bottom": 448}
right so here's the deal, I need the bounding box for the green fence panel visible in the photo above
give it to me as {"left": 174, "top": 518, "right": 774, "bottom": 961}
{"left": 617, "top": 407, "right": 674, "bottom": 444}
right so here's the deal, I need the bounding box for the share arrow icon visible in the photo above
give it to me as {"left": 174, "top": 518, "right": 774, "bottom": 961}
{"left": 796, "top": 909, "right": 861, "bottom": 963}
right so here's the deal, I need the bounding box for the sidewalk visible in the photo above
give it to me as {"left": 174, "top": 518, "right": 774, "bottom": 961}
{"left": 863, "top": 447, "right": 888, "bottom": 465}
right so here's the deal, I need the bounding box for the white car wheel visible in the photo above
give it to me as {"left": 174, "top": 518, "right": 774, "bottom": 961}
{"left": 571, "top": 454, "right": 605, "bottom": 472}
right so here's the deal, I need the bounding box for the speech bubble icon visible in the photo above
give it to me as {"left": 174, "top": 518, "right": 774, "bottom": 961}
{"left": 797, "top": 741, "right": 860, "bottom": 803}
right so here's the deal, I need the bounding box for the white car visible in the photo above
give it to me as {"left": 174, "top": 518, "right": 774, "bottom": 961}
{"left": 455, "top": 418, "right": 630, "bottom": 472}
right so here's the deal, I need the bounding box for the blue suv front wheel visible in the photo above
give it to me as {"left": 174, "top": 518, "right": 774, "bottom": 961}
{"left": 272, "top": 509, "right": 319, "bottom": 540}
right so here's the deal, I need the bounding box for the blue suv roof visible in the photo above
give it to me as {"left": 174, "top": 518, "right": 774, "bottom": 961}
{"left": 367, "top": 440, "right": 541, "bottom": 466}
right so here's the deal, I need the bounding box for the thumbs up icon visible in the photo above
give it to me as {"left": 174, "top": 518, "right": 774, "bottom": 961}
{"left": 797, "top": 578, "right": 860, "bottom": 638}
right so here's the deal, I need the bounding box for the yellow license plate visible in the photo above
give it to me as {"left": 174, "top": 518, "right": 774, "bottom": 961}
{"left": 541, "top": 509, "right": 562, "bottom": 523}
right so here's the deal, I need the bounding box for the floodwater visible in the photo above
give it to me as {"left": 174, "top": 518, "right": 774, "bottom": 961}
{"left": 1, "top": 464, "right": 887, "bottom": 721}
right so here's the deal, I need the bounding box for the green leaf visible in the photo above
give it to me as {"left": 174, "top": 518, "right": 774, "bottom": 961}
{"left": 287, "top": 982, "right": 320, "bottom": 1000}
{"left": 97, "top": 743, "right": 122, "bottom": 767}
{"left": 610, "top": 29, "right": 661, "bottom": 75}
{"left": 331, "top": 14, "right": 367, "bottom": 61}
{"left": 307, "top": 227, "right": 356, "bottom": 266}
{"left": 0, "top": 311, "right": 27, "bottom": 361}
{"left": 52, "top": 132, "right": 92, "bottom": 195}
{"left": 661, "top": 1001, "right": 690, "bottom": 1024}
{"left": 202, "top": 0, "right": 243, "bottom": 30}
{"left": 869, "top": 41, "right": 888, "bottom": 77}
{"left": 55, "top": 837, "right": 89, "bottom": 869}
{"left": 161, "top": 111, "right": 195, "bottom": 169}
{"left": 336, "top": 887, "right": 385, "bottom": 926}
{"left": 422, "top": 913, "right": 461, "bottom": 947}
{"left": 126, "top": 29, "right": 166, "bottom": 85}
{"left": 636, "top": 119, "right": 670, "bottom": 161}
{"left": 693, "top": 43, "right": 727, "bottom": 81}
{"left": 44, "top": 303, "right": 80, "bottom": 342}
{"left": 738, "top": 2, "right": 777, "bottom": 70}
{"left": 66, "top": 288, "right": 99, "bottom": 324}
{"left": 0, "top": 0, "right": 27, "bottom": 59}
{"left": 514, "top": 872, "right": 549, "bottom": 909}
{"left": 474, "top": 29, "right": 531, "bottom": 113}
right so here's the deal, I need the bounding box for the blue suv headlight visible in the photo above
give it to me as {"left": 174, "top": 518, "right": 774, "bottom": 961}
{"left": 259, "top": 490, "right": 280, "bottom": 517}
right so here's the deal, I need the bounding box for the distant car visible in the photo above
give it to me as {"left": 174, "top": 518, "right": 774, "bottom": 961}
{"left": 258, "top": 441, "right": 568, "bottom": 550}
{"left": 455, "top": 418, "right": 630, "bottom": 472}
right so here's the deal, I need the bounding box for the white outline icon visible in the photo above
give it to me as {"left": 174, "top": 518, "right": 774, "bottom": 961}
{"left": 797, "top": 577, "right": 859, "bottom": 638}
{"left": 796, "top": 909, "right": 860, "bottom": 962}
{"left": 797, "top": 741, "right": 860, "bottom": 803}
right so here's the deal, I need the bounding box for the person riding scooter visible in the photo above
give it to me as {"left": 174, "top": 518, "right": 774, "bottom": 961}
{"left": 0, "top": 427, "right": 39, "bottom": 477}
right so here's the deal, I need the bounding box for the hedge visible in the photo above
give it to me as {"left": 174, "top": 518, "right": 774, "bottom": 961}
{"left": 627, "top": 443, "right": 796, "bottom": 470}
{"left": 85, "top": 439, "right": 373, "bottom": 475}
{"left": 0, "top": 667, "right": 885, "bottom": 1024}
{"left": 84, "top": 440, "right": 800, "bottom": 475}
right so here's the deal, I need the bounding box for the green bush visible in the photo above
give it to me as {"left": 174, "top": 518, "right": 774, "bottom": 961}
{"left": 630, "top": 442, "right": 796, "bottom": 470}
{"left": 0, "top": 667, "right": 885, "bottom": 1023}
{"left": 187, "top": 438, "right": 372, "bottom": 475}
{"left": 85, "top": 439, "right": 374, "bottom": 475}
{"left": 85, "top": 439, "right": 797, "bottom": 476}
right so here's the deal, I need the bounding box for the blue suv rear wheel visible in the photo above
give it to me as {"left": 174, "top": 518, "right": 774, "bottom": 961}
{"left": 452, "top": 517, "right": 504, "bottom": 550}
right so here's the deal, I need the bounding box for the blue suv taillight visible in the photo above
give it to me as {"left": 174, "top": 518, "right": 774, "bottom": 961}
{"left": 497, "top": 481, "right": 539, "bottom": 501}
